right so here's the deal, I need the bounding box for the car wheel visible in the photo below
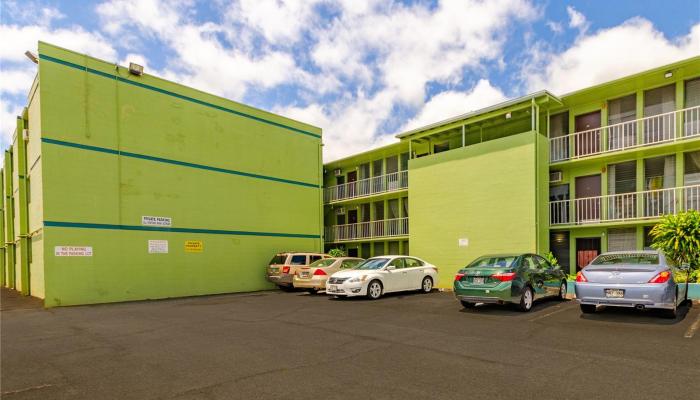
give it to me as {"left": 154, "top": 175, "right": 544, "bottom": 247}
{"left": 460, "top": 300, "right": 475, "bottom": 308}
{"left": 558, "top": 281, "right": 567, "bottom": 301}
{"left": 366, "top": 280, "right": 383, "bottom": 300}
{"left": 518, "top": 286, "right": 534, "bottom": 312}
{"left": 580, "top": 304, "right": 596, "bottom": 314}
{"left": 420, "top": 277, "right": 433, "bottom": 293}
{"left": 664, "top": 292, "right": 678, "bottom": 319}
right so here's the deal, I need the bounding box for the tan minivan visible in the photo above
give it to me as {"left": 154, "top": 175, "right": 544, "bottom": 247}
{"left": 266, "top": 252, "right": 329, "bottom": 289}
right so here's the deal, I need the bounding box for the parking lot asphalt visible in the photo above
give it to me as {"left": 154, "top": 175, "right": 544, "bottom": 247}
{"left": 2, "top": 287, "right": 699, "bottom": 400}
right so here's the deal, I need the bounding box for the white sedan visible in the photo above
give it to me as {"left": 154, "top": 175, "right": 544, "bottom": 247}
{"left": 325, "top": 255, "right": 438, "bottom": 300}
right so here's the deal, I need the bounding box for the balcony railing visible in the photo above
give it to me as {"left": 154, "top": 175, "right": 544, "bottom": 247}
{"left": 550, "top": 185, "right": 700, "bottom": 226}
{"left": 550, "top": 106, "right": 700, "bottom": 162}
{"left": 324, "top": 170, "right": 408, "bottom": 203}
{"left": 325, "top": 217, "right": 408, "bottom": 242}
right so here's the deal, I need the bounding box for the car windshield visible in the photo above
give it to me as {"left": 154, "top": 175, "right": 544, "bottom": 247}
{"left": 467, "top": 256, "right": 517, "bottom": 268}
{"left": 355, "top": 258, "right": 390, "bottom": 270}
{"left": 309, "top": 258, "right": 336, "bottom": 268}
{"left": 269, "top": 254, "right": 287, "bottom": 264}
{"left": 591, "top": 254, "right": 659, "bottom": 265}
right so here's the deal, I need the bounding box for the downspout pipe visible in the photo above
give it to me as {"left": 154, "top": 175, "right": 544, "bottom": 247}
{"left": 4, "top": 149, "right": 15, "bottom": 290}
{"left": 17, "top": 114, "right": 30, "bottom": 296}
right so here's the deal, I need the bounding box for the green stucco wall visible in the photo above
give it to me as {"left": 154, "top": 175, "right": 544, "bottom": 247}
{"left": 33, "top": 42, "right": 323, "bottom": 306}
{"left": 408, "top": 131, "right": 548, "bottom": 288}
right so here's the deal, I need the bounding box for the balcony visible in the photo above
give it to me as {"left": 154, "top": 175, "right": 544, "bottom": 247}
{"left": 550, "top": 185, "right": 700, "bottom": 226}
{"left": 550, "top": 106, "right": 700, "bottom": 163}
{"left": 324, "top": 217, "right": 409, "bottom": 243}
{"left": 324, "top": 170, "right": 408, "bottom": 203}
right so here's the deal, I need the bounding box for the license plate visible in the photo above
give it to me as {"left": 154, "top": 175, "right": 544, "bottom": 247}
{"left": 328, "top": 285, "right": 338, "bottom": 291}
{"left": 473, "top": 277, "right": 485, "bottom": 285}
{"left": 300, "top": 272, "right": 310, "bottom": 278}
{"left": 605, "top": 289, "right": 625, "bottom": 298}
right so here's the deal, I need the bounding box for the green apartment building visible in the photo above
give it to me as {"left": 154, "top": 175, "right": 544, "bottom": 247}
{"left": 3, "top": 43, "right": 698, "bottom": 305}
{"left": 323, "top": 57, "right": 700, "bottom": 289}
{"left": 0, "top": 42, "right": 324, "bottom": 307}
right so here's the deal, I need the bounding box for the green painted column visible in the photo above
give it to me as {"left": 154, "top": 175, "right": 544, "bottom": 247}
{"left": 4, "top": 150, "right": 15, "bottom": 290}
{"left": 17, "top": 115, "right": 30, "bottom": 296}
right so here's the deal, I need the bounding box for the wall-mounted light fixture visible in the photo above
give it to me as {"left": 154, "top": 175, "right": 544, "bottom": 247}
{"left": 505, "top": 112, "right": 512, "bottom": 119}
{"left": 664, "top": 71, "right": 673, "bottom": 78}
{"left": 129, "top": 62, "right": 144, "bottom": 76}
{"left": 24, "top": 51, "right": 38, "bottom": 64}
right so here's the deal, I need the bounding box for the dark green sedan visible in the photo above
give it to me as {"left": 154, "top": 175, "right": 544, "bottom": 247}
{"left": 454, "top": 253, "right": 568, "bottom": 312}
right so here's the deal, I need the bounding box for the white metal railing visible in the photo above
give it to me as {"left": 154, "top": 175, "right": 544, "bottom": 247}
{"left": 549, "top": 185, "right": 700, "bottom": 225}
{"left": 325, "top": 217, "right": 408, "bottom": 242}
{"left": 550, "top": 106, "right": 700, "bottom": 162}
{"left": 324, "top": 170, "right": 408, "bottom": 203}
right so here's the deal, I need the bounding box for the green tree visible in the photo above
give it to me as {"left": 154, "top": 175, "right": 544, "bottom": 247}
{"left": 650, "top": 210, "right": 700, "bottom": 283}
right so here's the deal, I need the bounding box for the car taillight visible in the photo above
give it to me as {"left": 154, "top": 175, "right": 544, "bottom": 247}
{"left": 575, "top": 271, "right": 587, "bottom": 282}
{"left": 454, "top": 273, "right": 464, "bottom": 281}
{"left": 491, "top": 272, "right": 516, "bottom": 282}
{"left": 313, "top": 269, "right": 327, "bottom": 276}
{"left": 282, "top": 266, "right": 290, "bottom": 274}
{"left": 648, "top": 270, "right": 671, "bottom": 284}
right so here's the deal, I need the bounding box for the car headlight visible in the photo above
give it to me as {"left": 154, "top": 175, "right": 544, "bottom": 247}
{"left": 348, "top": 275, "right": 367, "bottom": 283}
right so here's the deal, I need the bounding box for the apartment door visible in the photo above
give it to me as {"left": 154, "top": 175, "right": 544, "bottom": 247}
{"left": 574, "top": 111, "right": 601, "bottom": 157}
{"left": 335, "top": 176, "right": 345, "bottom": 200}
{"left": 347, "top": 171, "right": 357, "bottom": 198}
{"left": 576, "top": 238, "right": 601, "bottom": 271}
{"left": 575, "top": 174, "right": 601, "bottom": 222}
{"left": 644, "top": 84, "right": 675, "bottom": 143}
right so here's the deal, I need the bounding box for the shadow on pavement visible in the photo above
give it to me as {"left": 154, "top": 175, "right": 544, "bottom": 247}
{"left": 578, "top": 300, "right": 693, "bottom": 325}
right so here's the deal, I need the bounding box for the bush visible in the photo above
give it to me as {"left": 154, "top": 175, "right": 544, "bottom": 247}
{"left": 544, "top": 251, "right": 559, "bottom": 267}
{"left": 327, "top": 248, "right": 346, "bottom": 257}
{"left": 650, "top": 210, "right": 700, "bottom": 283}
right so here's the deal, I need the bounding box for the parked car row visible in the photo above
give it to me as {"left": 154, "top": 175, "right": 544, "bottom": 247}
{"left": 266, "top": 250, "right": 690, "bottom": 318}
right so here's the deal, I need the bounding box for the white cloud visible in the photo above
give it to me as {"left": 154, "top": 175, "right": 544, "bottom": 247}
{"left": 525, "top": 18, "right": 700, "bottom": 94}
{"left": 401, "top": 80, "right": 507, "bottom": 132}
{"left": 546, "top": 20, "right": 563, "bottom": 34}
{"left": 226, "top": 0, "right": 324, "bottom": 43}
{"left": 566, "top": 5, "right": 588, "bottom": 33}
{"left": 0, "top": 69, "right": 36, "bottom": 96}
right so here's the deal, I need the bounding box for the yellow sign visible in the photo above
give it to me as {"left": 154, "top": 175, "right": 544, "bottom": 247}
{"left": 184, "top": 240, "right": 203, "bottom": 253}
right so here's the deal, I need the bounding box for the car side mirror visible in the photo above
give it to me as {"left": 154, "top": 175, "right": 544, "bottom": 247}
{"left": 386, "top": 265, "right": 396, "bottom": 271}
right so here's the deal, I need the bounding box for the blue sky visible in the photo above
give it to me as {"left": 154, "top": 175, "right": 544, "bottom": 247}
{"left": 1, "top": 0, "right": 698, "bottom": 160}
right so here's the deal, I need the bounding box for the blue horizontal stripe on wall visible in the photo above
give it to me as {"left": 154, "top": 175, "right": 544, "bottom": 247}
{"left": 45, "top": 221, "right": 321, "bottom": 239}
{"left": 42, "top": 137, "right": 319, "bottom": 188}
{"left": 38, "top": 53, "right": 322, "bottom": 140}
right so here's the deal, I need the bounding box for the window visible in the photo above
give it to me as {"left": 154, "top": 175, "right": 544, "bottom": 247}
{"left": 269, "top": 254, "right": 287, "bottom": 265}
{"left": 400, "top": 152, "right": 409, "bottom": 170}
{"left": 608, "top": 94, "right": 637, "bottom": 150}
{"left": 310, "top": 259, "right": 336, "bottom": 268}
{"left": 386, "top": 155, "right": 399, "bottom": 174}
{"left": 341, "top": 259, "right": 361, "bottom": 269}
{"left": 608, "top": 160, "right": 637, "bottom": 194}
{"left": 402, "top": 197, "right": 408, "bottom": 217}
{"left": 644, "top": 84, "right": 676, "bottom": 142}
{"left": 607, "top": 228, "right": 637, "bottom": 251}
{"left": 388, "top": 241, "right": 399, "bottom": 255}
{"left": 643, "top": 226, "right": 654, "bottom": 250}
{"left": 592, "top": 253, "right": 659, "bottom": 265}
{"left": 644, "top": 155, "right": 675, "bottom": 217}
{"left": 685, "top": 151, "right": 700, "bottom": 185}
{"left": 309, "top": 255, "right": 323, "bottom": 263}
{"left": 644, "top": 84, "right": 676, "bottom": 116}
{"left": 372, "top": 159, "right": 383, "bottom": 176}
{"left": 388, "top": 258, "right": 405, "bottom": 268}
{"left": 373, "top": 242, "right": 384, "bottom": 256}
{"left": 290, "top": 255, "right": 306, "bottom": 265}
{"left": 549, "top": 112, "right": 569, "bottom": 138}
{"left": 533, "top": 255, "right": 550, "bottom": 269}
{"left": 359, "top": 163, "right": 370, "bottom": 179}
{"left": 404, "top": 258, "right": 424, "bottom": 268}
{"left": 466, "top": 256, "right": 517, "bottom": 268}
{"left": 685, "top": 78, "right": 700, "bottom": 136}
{"left": 520, "top": 256, "right": 535, "bottom": 269}
{"left": 356, "top": 258, "right": 389, "bottom": 270}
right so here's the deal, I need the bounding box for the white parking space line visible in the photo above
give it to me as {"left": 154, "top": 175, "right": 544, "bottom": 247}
{"left": 528, "top": 303, "right": 573, "bottom": 322}
{"left": 684, "top": 313, "right": 700, "bottom": 339}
